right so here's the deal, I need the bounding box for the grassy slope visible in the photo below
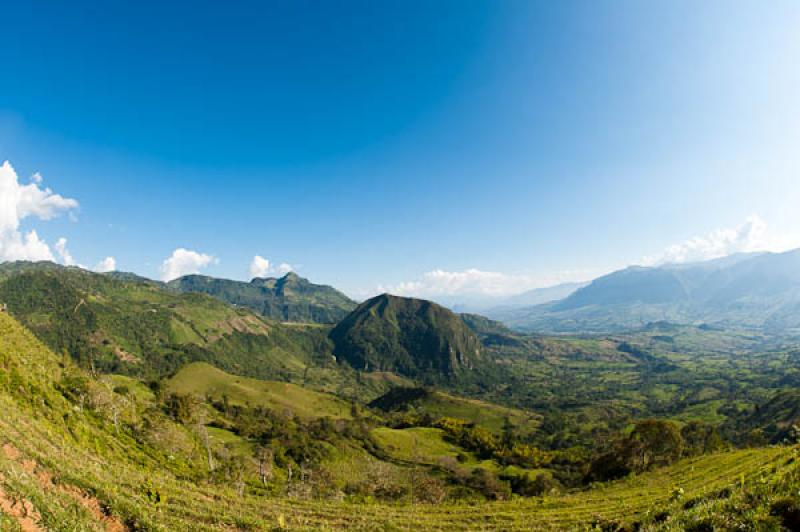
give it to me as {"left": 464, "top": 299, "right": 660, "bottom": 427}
{"left": 413, "top": 391, "right": 540, "bottom": 434}
{"left": 165, "top": 361, "right": 354, "bottom": 419}
{"left": 1, "top": 312, "right": 798, "bottom": 530}
{"left": 372, "top": 388, "right": 541, "bottom": 435}
{"left": 372, "top": 427, "right": 463, "bottom": 464}
{"left": 371, "top": 427, "right": 498, "bottom": 471}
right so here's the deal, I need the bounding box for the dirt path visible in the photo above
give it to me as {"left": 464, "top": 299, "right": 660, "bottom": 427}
{"left": 1, "top": 442, "right": 127, "bottom": 531}
{"left": 0, "top": 483, "right": 43, "bottom": 532}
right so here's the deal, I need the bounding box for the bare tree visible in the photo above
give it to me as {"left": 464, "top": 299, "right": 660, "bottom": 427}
{"left": 256, "top": 446, "right": 274, "bottom": 485}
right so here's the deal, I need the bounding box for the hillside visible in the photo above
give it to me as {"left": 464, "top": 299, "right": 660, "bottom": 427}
{"left": 724, "top": 389, "right": 800, "bottom": 444}
{"left": 1, "top": 311, "right": 798, "bottom": 530}
{"left": 168, "top": 272, "right": 356, "bottom": 324}
{"left": 165, "top": 362, "right": 354, "bottom": 420}
{"left": 369, "top": 387, "right": 540, "bottom": 434}
{"left": 0, "top": 261, "right": 335, "bottom": 382}
{"left": 330, "top": 294, "right": 482, "bottom": 379}
{"left": 493, "top": 249, "right": 800, "bottom": 334}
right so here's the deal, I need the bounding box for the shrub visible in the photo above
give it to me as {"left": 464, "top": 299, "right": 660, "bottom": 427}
{"left": 770, "top": 497, "right": 800, "bottom": 530}
{"left": 587, "top": 419, "right": 685, "bottom": 482}
{"left": 465, "top": 468, "right": 511, "bottom": 501}
{"left": 502, "top": 472, "right": 562, "bottom": 497}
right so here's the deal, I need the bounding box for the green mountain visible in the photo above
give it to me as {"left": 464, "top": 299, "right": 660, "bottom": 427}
{"left": 167, "top": 271, "right": 356, "bottom": 324}
{"left": 493, "top": 249, "right": 800, "bottom": 334}
{"left": 0, "top": 261, "right": 335, "bottom": 381}
{"left": 330, "top": 294, "right": 482, "bottom": 379}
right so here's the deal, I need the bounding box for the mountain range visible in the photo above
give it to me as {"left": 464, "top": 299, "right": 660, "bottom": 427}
{"left": 438, "top": 281, "right": 588, "bottom": 314}
{"left": 167, "top": 271, "right": 356, "bottom": 323}
{"left": 0, "top": 261, "right": 495, "bottom": 389}
{"left": 490, "top": 249, "right": 800, "bottom": 334}
{"left": 0, "top": 261, "right": 337, "bottom": 382}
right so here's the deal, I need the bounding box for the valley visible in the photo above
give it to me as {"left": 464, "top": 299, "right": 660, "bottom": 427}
{"left": 2, "top": 259, "right": 800, "bottom": 529}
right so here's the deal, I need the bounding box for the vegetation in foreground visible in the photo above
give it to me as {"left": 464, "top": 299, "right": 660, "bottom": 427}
{"left": 2, "top": 311, "right": 800, "bottom": 530}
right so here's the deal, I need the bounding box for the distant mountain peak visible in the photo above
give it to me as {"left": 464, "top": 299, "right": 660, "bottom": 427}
{"left": 250, "top": 271, "right": 303, "bottom": 284}
{"left": 494, "top": 247, "right": 800, "bottom": 334}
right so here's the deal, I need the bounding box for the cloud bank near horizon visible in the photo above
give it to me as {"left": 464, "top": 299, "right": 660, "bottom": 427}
{"left": 159, "top": 248, "right": 217, "bottom": 281}
{"left": 640, "top": 214, "right": 800, "bottom": 266}
{"left": 371, "top": 268, "right": 594, "bottom": 301}
{"left": 367, "top": 215, "right": 800, "bottom": 302}
{"left": 0, "top": 160, "right": 119, "bottom": 272}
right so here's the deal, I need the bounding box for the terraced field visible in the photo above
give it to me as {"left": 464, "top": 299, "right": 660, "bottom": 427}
{"left": 0, "top": 391, "right": 793, "bottom": 532}
{"left": 1, "top": 313, "right": 799, "bottom": 530}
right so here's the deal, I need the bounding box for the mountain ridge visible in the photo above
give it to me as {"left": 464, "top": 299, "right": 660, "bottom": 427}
{"left": 490, "top": 248, "right": 800, "bottom": 334}
{"left": 167, "top": 271, "right": 357, "bottom": 324}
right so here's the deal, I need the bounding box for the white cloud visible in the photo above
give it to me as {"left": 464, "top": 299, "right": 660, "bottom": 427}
{"left": 54, "top": 237, "right": 75, "bottom": 266}
{"left": 94, "top": 256, "right": 117, "bottom": 273}
{"left": 160, "top": 248, "right": 217, "bottom": 281}
{"left": 641, "top": 214, "right": 800, "bottom": 266}
{"left": 0, "top": 161, "right": 78, "bottom": 262}
{"left": 276, "top": 262, "right": 293, "bottom": 275}
{"left": 374, "top": 268, "right": 591, "bottom": 300}
{"left": 249, "top": 255, "right": 271, "bottom": 278}
{"left": 1, "top": 230, "right": 55, "bottom": 262}
{"left": 249, "top": 255, "right": 293, "bottom": 279}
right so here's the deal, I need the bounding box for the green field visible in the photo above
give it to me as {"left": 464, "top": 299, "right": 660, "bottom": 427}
{"left": 416, "top": 392, "right": 541, "bottom": 434}
{"left": 165, "top": 362, "right": 354, "bottom": 419}
{"left": 372, "top": 388, "right": 541, "bottom": 435}
{"left": 372, "top": 427, "right": 464, "bottom": 463}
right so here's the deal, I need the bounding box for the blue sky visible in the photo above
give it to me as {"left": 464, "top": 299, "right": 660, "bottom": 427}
{"left": 1, "top": 0, "right": 799, "bottom": 300}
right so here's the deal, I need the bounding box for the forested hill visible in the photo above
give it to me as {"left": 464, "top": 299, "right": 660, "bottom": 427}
{"left": 168, "top": 271, "right": 357, "bottom": 323}
{"left": 330, "top": 293, "right": 482, "bottom": 378}
{"left": 0, "top": 261, "right": 336, "bottom": 381}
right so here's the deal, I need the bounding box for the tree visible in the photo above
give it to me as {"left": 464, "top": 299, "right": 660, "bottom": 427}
{"left": 256, "top": 445, "right": 274, "bottom": 486}
{"left": 681, "top": 421, "right": 724, "bottom": 456}
{"left": 501, "top": 416, "right": 516, "bottom": 448}
{"left": 164, "top": 393, "right": 200, "bottom": 424}
{"left": 623, "top": 419, "right": 683, "bottom": 472}
{"left": 587, "top": 419, "right": 684, "bottom": 482}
